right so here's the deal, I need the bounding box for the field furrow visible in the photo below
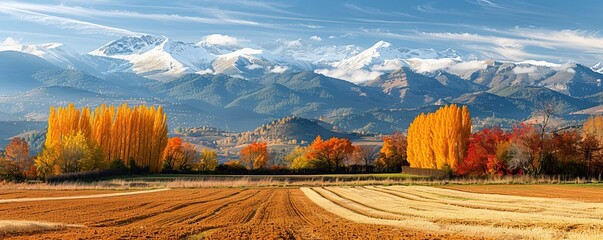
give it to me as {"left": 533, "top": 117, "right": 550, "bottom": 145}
{"left": 1, "top": 188, "right": 477, "bottom": 240}
{"left": 303, "top": 186, "right": 603, "bottom": 239}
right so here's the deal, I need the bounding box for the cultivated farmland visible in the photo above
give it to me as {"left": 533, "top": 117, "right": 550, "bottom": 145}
{"left": 302, "top": 186, "right": 603, "bottom": 239}
{"left": 2, "top": 185, "right": 603, "bottom": 239}
{"left": 0, "top": 188, "right": 476, "bottom": 239}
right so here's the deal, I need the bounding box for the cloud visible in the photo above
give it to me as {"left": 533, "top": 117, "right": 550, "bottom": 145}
{"left": 315, "top": 68, "right": 382, "bottom": 83}
{"left": 0, "top": 37, "right": 20, "bottom": 48}
{"left": 327, "top": 33, "right": 355, "bottom": 39}
{"left": 270, "top": 65, "right": 289, "bottom": 73}
{"left": 419, "top": 28, "right": 603, "bottom": 62}
{"left": 513, "top": 66, "right": 537, "bottom": 74}
{"left": 344, "top": 3, "right": 414, "bottom": 18}
{"left": 370, "top": 59, "right": 404, "bottom": 71}
{"left": 290, "top": 23, "right": 323, "bottom": 29}
{"left": 0, "top": 5, "right": 142, "bottom": 36}
{"left": 0, "top": 2, "right": 267, "bottom": 27}
{"left": 309, "top": 35, "right": 322, "bottom": 41}
{"left": 196, "top": 69, "right": 214, "bottom": 75}
{"left": 201, "top": 34, "right": 240, "bottom": 46}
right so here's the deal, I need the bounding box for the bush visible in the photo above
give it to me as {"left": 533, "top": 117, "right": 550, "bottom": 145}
{"left": 109, "top": 159, "right": 127, "bottom": 170}
{"left": 46, "top": 168, "right": 128, "bottom": 183}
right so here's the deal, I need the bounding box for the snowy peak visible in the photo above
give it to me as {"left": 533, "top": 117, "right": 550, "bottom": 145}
{"left": 371, "top": 40, "right": 391, "bottom": 49}
{"left": 0, "top": 37, "right": 99, "bottom": 72}
{"left": 592, "top": 62, "right": 603, "bottom": 74}
{"left": 211, "top": 48, "right": 284, "bottom": 78}
{"left": 89, "top": 35, "right": 168, "bottom": 56}
{"left": 335, "top": 41, "right": 402, "bottom": 71}
{"left": 88, "top": 35, "right": 216, "bottom": 81}
{"left": 335, "top": 41, "right": 464, "bottom": 72}
{"left": 319, "top": 41, "right": 465, "bottom": 82}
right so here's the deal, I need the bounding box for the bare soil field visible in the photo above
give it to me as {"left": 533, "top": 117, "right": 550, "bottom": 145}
{"left": 0, "top": 188, "right": 477, "bottom": 240}
{"left": 441, "top": 184, "right": 603, "bottom": 202}
{"left": 302, "top": 186, "right": 603, "bottom": 239}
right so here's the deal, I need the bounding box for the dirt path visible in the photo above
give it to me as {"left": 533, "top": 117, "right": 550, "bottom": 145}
{"left": 0, "top": 188, "right": 169, "bottom": 204}
{"left": 0, "top": 190, "right": 132, "bottom": 200}
{"left": 0, "top": 188, "right": 480, "bottom": 239}
{"left": 302, "top": 186, "right": 603, "bottom": 239}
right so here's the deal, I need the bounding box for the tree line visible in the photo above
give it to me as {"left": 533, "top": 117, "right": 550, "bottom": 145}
{"left": 1, "top": 103, "right": 602, "bottom": 181}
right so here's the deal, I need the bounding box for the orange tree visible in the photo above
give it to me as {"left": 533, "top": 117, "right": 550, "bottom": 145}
{"left": 0, "top": 137, "right": 35, "bottom": 181}
{"left": 305, "top": 136, "right": 354, "bottom": 172}
{"left": 375, "top": 132, "right": 408, "bottom": 172}
{"left": 407, "top": 104, "right": 471, "bottom": 171}
{"left": 240, "top": 142, "right": 269, "bottom": 170}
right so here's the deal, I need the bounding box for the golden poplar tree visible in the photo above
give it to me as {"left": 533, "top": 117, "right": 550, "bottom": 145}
{"left": 38, "top": 103, "right": 169, "bottom": 175}
{"left": 583, "top": 115, "right": 603, "bottom": 143}
{"left": 406, "top": 104, "right": 471, "bottom": 171}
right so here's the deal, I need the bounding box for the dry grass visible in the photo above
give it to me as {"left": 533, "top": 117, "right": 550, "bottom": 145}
{"left": 302, "top": 186, "right": 603, "bottom": 240}
{"left": 0, "top": 220, "right": 83, "bottom": 235}
{"left": 1, "top": 175, "right": 601, "bottom": 190}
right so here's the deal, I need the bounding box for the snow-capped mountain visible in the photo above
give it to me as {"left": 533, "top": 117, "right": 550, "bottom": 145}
{"left": 592, "top": 62, "right": 603, "bottom": 74}
{"left": 335, "top": 41, "right": 461, "bottom": 71}
{"left": 196, "top": 40, "right": 241, "bottom": 55}
{"left": 261, "top": 39, "right": 362, "bottom": 68}
{"left": 0, "top": 38, "right": 101, "bottom": 75}
{"left": 316, "top": 41, "right": 463, "bottom": 82}
{"left": 210, "top": 48, "right": 277, "bottom": 79}
{"left": 2, "top": 35, "right": 603, "bottom": 136}
{"left": 90, "top": 35, "right": 215, "bottom": 81}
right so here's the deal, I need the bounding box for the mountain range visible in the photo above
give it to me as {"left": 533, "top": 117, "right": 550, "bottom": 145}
{"left": 0, "top": 34, "right": 601, "bottom": 138}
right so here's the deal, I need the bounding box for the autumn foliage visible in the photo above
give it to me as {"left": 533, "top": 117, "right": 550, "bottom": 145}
{"left": 305, "top": 136, "right": 355, "bottom": 172}
{"left": 37, "top": 103, "right": 168, "bottom": 176}
{"left": 583, "top": 115, "right": 603, "bottom": 143}
{"left": 162, "top": 137, "right": 199, "bottom": 172}
{"left": 0, "top": 137, "right": 35, "bottom": 180}
{"left": 375, "top": 132, "right": 408, "bottom": 171}
{"left": 407, "top": 104, "right": 471, "bottom": 171}
{"left": 457, "top": 128, "right": 510, "bottom": 176}
{"left": 240, "top": 142, "right": 269, "bottom": 169}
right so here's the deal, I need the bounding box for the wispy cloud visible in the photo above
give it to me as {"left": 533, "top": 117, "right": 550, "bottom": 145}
{"left": 0, "top": 2, "right": 266, "bottom": 27}
{"left": 416, "top": 2, "right": 470, "bottom": 16}
{"left": 290, "top": 23, "right": 324, "bottom": 29}
{"left": 345, "top": 3, "right": 415, "bottom": 18}
{"left": 419, "top": 28, "right": 603, "bottom": 61}
{"left": 0, "top": 5, "right": 142, "bottom": 36}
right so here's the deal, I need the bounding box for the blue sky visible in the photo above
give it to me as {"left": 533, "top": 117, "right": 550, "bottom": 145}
{"left": 1, "top": 0, "right": 603, "bottom": 65}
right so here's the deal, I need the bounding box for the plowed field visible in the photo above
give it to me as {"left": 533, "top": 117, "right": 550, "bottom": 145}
{"left": 302, "top": 186, "right": 603, "bottom": 239}
{"left": 0, "top": 188, "right": 477, "bottom": 239}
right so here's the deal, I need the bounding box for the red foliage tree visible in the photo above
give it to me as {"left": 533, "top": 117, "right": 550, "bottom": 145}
{"left": 240, "top": 142, "right": 269, "bottom": 170}
{"left": 457, "top": 128, "right": 509, "bottom": 176}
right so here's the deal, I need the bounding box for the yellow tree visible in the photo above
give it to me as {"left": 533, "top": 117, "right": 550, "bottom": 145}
{"left": 407, "top": 104, "right": 471, "bottom": 171}
{"left": 199, "top": 148, "right": 218, "bottom": 171}
{"left": 285, "top": 146, "right": 310, "bottom": 170}
{"left": 583, "top": 115, "right": 603, "bottom": 143}
{"left": 39, "top": 103, "right": 169, "bottom": 176}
